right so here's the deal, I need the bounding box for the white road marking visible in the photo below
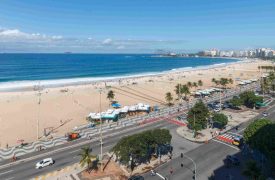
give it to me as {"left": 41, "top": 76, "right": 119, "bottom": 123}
{"left": 227, "top": 132, "right": 241, "bottom": 136}
{"left": 69, "top": 149, "right": 80, "bottom": 154}
{"left": 0, "top": 170, "right": 13, "bottom": 176}
{"left": 103, "top": 145, "right": 113, "bottom": 149}
{"left": 4, "top": 177, "right": 14, "bottom": 180}
{"left": 212, "top": 139, "right": 240, "bottom": 151}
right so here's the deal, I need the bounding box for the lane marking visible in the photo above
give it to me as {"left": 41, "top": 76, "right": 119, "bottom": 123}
{"left": 212, "top": 139, "right": 240, "bottom": 150}
{"left": 0, "top": 120, "right": 170, "bottom": 170}
{"left": 4, "top": 177, "right": 14, "bottom": 180}
{"left": 0, "top": 170, "right": 13, "bottom": 176}
{"left": 69, "top": 149, "right": 80, "bottom": 154}
{"left": 227, "top": 132, "right": 241, "bottom": 136}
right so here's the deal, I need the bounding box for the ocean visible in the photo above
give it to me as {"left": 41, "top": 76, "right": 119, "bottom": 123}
{"left": 0, "top": 54, "right": 239, "bottom": 90}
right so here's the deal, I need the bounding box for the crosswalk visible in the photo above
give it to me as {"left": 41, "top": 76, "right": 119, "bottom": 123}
{"left": 216, "top": 132, "right": 242, "bottom": 144}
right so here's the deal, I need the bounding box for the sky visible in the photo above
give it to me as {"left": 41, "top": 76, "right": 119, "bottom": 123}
{"left": 0, "top": 0, "right": 275, "bottom": 53}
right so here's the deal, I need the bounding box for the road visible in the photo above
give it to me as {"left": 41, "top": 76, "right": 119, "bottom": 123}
{"left": 143, "top": 97, "right": 275, "bottom": 180}
{"left": 0, "top": 83, "right": 259, "bottom": 180}
{"left": 0, "top": 119, "right": 201, "bottom": 180}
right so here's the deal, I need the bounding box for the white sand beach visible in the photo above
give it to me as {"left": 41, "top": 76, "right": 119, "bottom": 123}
{"left": 0, "top": 59, "right": 272, "bottom": 148}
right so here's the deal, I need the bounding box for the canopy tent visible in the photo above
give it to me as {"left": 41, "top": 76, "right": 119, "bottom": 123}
{"left": 111, "top": 103, "right": 121, "bottom": 108}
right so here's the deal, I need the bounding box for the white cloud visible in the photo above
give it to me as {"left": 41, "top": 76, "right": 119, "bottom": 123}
{"left": 117, "top": 45, "right": 125, "bottom": 49}
{"left": 102, "top": 38, "right": 112, "bottom": 45}
{"left": 0, "top": 28, "right": 62, "bottom": 41}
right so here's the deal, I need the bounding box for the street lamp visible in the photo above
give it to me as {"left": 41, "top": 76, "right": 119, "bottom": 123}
{"left": 37, "top": 81, "right": 42, "bottom": 140}
{"left": 98, "top": 88, "right": 104, "bottom": 172}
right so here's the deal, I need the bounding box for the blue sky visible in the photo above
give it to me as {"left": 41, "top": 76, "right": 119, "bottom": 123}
{"left": 0, "top": 0, "right": 275, "bottom": 53}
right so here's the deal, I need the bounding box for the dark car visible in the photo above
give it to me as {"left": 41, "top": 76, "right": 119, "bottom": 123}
{"left": 226, "top": 155, "right": 240, "bottom": 165}
{"left": 128, "top": 175, "right": 144, "bottom": 180}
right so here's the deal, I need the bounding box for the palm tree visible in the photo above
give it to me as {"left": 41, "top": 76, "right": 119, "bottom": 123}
{"left": 165, "top": 92, "right": 173, "bottom": 106}
{"left": 211, "top": 78, "right": 219, "bottom": 87}
{"left": 187, "top": 81, "right": 193, "bottom": 88}
{"left": 181, "top": 84, "right": 190, "bottom": 100}
{"left": 242, "top": 160, "right": 261, "bottom": 180}
{"left": 192, "top": 82, "right": 198, "bottom": 92}
{"left": 198, "top": 80, "right": 203, "bottom": 87}
{"left": 228, "top": 78, "right": 233, "bottom": 85}
{"left": 175, "top": 84, "right": 182, "bottom": 100}
{"left": 220, "top": 78, "right": 229, "bottom": 90}
{"left": 107, "top": 90, "right": 115, "bottom": 104}
{"left": 79, "top": 146, "right": 96, "bottom": 172}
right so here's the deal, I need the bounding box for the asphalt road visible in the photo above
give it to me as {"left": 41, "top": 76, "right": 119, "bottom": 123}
{"left": 0, "top": 119, "right": 201, "bottom": 180}
{"left": 0, "top": 83, "right": 259, "bottom": 180}
{"left": 143, "top": 97, "right": 275, "bottom": 180}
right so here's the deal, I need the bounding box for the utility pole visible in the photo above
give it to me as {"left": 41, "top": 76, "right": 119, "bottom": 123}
{"left": 37, "top": 81, "right": 41, "bottom": 140}
{"left": 99, "top": 88, "right": 103, "bottom": 172}
{"left": 193, "top": 113, "right": 196, "bottom": 137}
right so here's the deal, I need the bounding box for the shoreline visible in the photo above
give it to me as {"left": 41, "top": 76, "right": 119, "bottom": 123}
{"left": 0, "top": 58, "right": 270, "bottom": 147}
{"left": 0, "top": 58, "right": 244, "bottom": 92}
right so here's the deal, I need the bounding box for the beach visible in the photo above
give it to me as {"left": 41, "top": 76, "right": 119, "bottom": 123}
{"left": 0, "top": 59, "right": 272, "bottom": 148}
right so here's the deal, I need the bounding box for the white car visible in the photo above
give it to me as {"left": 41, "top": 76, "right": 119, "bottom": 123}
{"left": 36, "top": 158, "right": 54, "bottom": 169}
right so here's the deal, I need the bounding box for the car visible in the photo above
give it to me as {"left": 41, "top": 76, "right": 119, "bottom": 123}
{"left": 262, "top": 112, "right": 268, "bottom": 117}
{"left": 36, "top": 158, "right": 54, "bottom": 169}
{"left": 226, "top": 155, "right": 240, "bottom": 165}
{"left": 213, "top": 107, "right": 221, "bottom": 112}
{"left": 128, "top": 175, "right": 145, "bottom": 180}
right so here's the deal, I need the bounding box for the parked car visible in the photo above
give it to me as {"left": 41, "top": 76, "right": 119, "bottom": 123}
{"left": 226, "top": 155, "right": 240, "bottom": 166}
{"left": 36, "top": 158, "right": 54, "bottom": 169}
{"left": 213, "top": 107, "right": 221, "bottom": 112}
{"left": 262, "top": 112, "right": 268, "bottom": 117}
{"left": 128, "top": 175, "right": 144, "bottom": 180}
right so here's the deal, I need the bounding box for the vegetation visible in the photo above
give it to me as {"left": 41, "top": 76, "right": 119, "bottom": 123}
{"left": 198, "top": 80, "right": 203, "bottom": 87}
{"left": 244, "top": 119, "right": 275, "bottom": 166}
{"left": 112, "top": 129, "right": 172, "bottom": 166}
{"left": 229, "top": 96, "right": 243, "bottom": 108}
{"left": 165, "top": 92, "right": 173, "bottom": 106}
{"left": 211, "top": 77, "right": 233, "bottom": 89}
{"left": 260, "top": 72, "right": 275, "bottom": 94}
{"left": 175, "top": 84, "right": 190, "bottom": 100}
{"left": 180, "top": 84, "right": 190, "bottom": 100}
{"left": 239, "top": 91, "right": 263, "bottom": 108}
{"left": 187, "top": 81, "right": 193, "bottom": 88}
{"left": 107, "top": 90, "right": 115, "bottom": 103}
{"left": 212, "top": 113, "right": 228, "bottom": 129}
{"left": 79, "top": 146, "right": 97, "bottom": 172}
{"left": 187, "top": 100, "right": 210, "bottom": 134}
{"left": 242, "top": 160, "right": 262, "bottom": 180}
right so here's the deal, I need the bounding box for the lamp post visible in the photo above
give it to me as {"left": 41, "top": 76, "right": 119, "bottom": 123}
{"left": 37, "top": 81, "right": 41, "bottom": 140}
{"left": 99, "top": 88, "right": 103, "bottom": 172}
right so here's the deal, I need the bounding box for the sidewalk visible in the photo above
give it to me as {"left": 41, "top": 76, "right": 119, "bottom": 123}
{"left": 176, "top": 109, "right": 259, "bottom": 143}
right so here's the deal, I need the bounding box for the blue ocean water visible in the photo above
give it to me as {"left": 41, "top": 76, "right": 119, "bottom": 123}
{"left": 0, "top": 54, "right": 238, "bottom": 89}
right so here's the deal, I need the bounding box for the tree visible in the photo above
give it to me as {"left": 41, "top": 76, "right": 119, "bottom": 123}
{"left": 112, "top": 129, "right": 172, "bottom": 166}
{"left": 175, "top": 84, "right": 182, "bottom": 100}
{"left": 243, "top": 119, "right": 275, "bottom": 166}
{"left": 228, "top": 78, "right": 233, "bottom": 85}
{"left": 242, "top": 160, "right": 261, "bottom": 180}
{"left": 212, "top": 78, "right": 220, "bottom": 87}
{"left": 192, "top": 82, "right": 198, "bottom": 91}
{"left": 212, "top": 113, "right": 228, "bottom": 129}
{"left": 165, "top": 92, "right": 173, "bottom": 106}
{"left": 107, "top": 90, "right": 115, "bottom": 103}
{"left": 220, "top": 78, "right": 229, "bottom": 90}
{"left": 79, "top": 146, "right": 96, "bottom": 172}
{"left": 244, "top": 119, "right": 271, "bottom": 144}
{"left": 187, "top": 101, "right": 210, "bottom": 135}
{"left": 229, "top": 96, "right": 243, "bottom": 108}
{"left": 187, "top": 81, "right": 193, "bottom": 88}
{"left": 180, "top": 84, "right": 190, "bottom": 100}
{"left": 198, "top": 80, "right": 203, "bottom": 87}
{"left": 239, "top": 91, "right": 263, "bottom": 108}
